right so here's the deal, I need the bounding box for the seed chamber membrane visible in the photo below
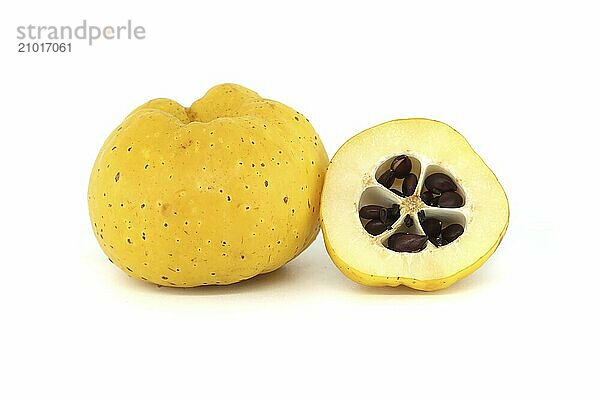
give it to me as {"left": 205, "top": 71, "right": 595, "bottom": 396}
{"left": 359, "top": 155, "right": 468, "bottom": 253}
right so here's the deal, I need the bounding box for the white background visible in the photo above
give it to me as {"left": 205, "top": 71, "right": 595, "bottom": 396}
{"left": 1, "top": 1, "right": 598, "bottom": 398}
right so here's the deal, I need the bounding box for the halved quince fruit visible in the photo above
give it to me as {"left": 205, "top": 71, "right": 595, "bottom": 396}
{"left": 320, "top": 119, "right": 508, "bottom": 291}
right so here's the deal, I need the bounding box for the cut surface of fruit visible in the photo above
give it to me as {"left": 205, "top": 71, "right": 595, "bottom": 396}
{"left": 320, "top": 119, "right": 509, "bottom": 291}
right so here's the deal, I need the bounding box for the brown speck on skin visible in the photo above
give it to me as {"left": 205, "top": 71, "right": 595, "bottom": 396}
{"left": 114, "top": 172, "right": 120, "bottom": 182}
{"left": 145, "top": 164, "right": 149, "bottom": 169}
{"left": 161, "top": 276, "right": 168, "bottom": 280}
{"left": 127, "top": 147, "right": 132, "bottom": 152}
{"left": 283, "top": 196, "right": 288, "bottom": 204}
{"left": 294, "top": 116, "right": 299, "bottom": 121}
{"left": 264, "top": 180, "right": 269, "bottom": 187}
{"left": 141, "top": 204, "right": 145, "bottom": 208}
{"left": 127, "top": 238, "right": 133, "bottom": 244}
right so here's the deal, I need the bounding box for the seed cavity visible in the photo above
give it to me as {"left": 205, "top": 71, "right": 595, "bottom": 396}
{"left": 359, "top": 204, "right": 400, "bottom": 236}
{"left": 376, "top": 155, "right": 422, "bottom": 196}
{"left": 361, "top": 155, "right": 466, "bottom": 253}
{"left": 421, "top": 173, "right": 464, "bottom": 208}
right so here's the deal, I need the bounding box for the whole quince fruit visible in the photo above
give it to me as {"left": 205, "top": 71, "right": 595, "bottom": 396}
{"left": 88, "top": 84, "right": 328, "bottom": 286}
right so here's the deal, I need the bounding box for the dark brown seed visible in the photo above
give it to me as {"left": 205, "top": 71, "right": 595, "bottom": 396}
{"left": 424, "top": 173, "right": 457, "bottom": 194}
{"left": 420, "top": 191, "right": 434, "bottom": 204}
{"left": 377, "top": 169, "right": 395, "bottom": 188}
{"left": 391, "top": 155, "right": 412, "bottom": 178}
{"left": 390, "top": 188, "right": 406, "bottom": 197}
{"left": 438, "top": 191, "right": 464, "bottom": 208}
{"left": 421, "top": 218, "right": 442, "bottom": 242}
{"left": 387, "top": 233, "right": 401, "bottom": 249}
{"left": 441, "top": 224, "right": 464, "bottom": 244}
{"left": 404, "top": 215, "right": 413, "bottom": 228}
{"left": 386, "top": 204, "right": 401, "bottom": 225}
{"left": 388, "top": 233, "right": 428, "bottom": 253}
{"left": 359, "top": 205, "right": 386, "bottom": 220}
{"left": 430, "top": 197, "right": 439, "bottom": 207}
{"left": 417, "top": 210, "right": 425, "bottom": 223}
{"left": 402, "top": 173, "right": 418, "bottom": 196}
{"left": 365, "top": 220, "right": 388, "bottom": 236}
